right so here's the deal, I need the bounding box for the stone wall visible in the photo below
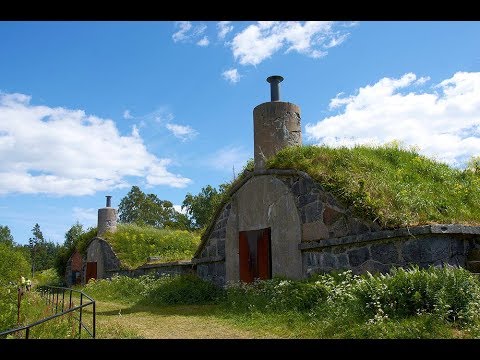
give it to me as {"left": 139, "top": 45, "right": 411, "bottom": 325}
{"left": 106, "top": 260, "right": 194, "bottom": 279}
{"left": 301, "top": 225, "right": 480, "bottom": 275}
{"left": 193, "top": 203, "right": 230, "bottom": 286}
{"left": 276, "top": 173, "right": 380, "bottom": 241}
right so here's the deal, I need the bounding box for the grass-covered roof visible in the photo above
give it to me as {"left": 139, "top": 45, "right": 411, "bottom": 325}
{"left": 267, "top": 144, "right": 480, "bottom": 228}
{"left": 102, "top": 223, "right": 200, "bottom": 269}
{"left": 196, "top": 143, "right": 480, "bottom": 257}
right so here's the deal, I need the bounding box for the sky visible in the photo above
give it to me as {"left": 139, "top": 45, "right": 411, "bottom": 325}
{"left": 0, "top": 21, "right": 479, "bottom": 246}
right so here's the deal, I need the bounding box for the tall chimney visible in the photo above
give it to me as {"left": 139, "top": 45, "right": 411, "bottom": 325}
{"left": 97, "top": 195, "right": 117, "bottom": 237}
{"left": 253, "top": 75, "right": 302, "bottom": 171}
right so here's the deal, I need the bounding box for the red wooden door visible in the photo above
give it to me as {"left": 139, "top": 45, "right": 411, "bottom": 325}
{"left": 86, "top": 262, "right": 97, "bottom": 282}
{"left": 257, "top": 228, "right": 271, "bottom": 280}
{"left": 239, "top": 228, "right": 271, "bottom": 283}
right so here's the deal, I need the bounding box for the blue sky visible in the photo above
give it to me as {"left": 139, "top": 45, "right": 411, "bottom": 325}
{"left": 1, "top": 21, "right": 479, "bottom": 245}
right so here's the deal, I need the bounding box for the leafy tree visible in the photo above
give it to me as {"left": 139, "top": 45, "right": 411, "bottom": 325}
{"left": 0, "top": 242, "right": 30, "bottom": 285}
{"left": 64, "top": 221, "right": 84, "bottom": 249}
{"left": 28, "top": 223, "right": 59, "bottom": 276}
{"left": 118, "top": 186, "right": 191, "bottom": 229}
{"left": 0, "top": 225, "right": 14, "bottom": 246}
{"left": 54, "top": 224, "right": 97, "bottom": 278}
{"left": 182, "top": 183, "right": 229, "bottom": 230}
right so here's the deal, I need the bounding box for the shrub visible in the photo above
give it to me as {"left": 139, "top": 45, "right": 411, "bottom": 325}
{"left": 142, "top": 274, "right": 223, "bottom": 305}
{"left": 34, "top": 268, "right": 63, "bottom": 287}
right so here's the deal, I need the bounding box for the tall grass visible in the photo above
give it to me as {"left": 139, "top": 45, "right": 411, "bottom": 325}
{"left": 222, "top": 266, "right": 480, "bottom": 338}
{"left": 83, "top": 274, "right": 222, "bottom": 306}
{"left": 78, "top": 266, "right": 480, "bottom": 338}
{"left": 103, "top": 224, "right": 201, "bottom": 268}
{"left": 266, "top": 144, "right": 480, "bottom": 228}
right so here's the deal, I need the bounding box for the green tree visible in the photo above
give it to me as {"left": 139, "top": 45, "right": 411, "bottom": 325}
{"left": 0, "top": 225, "right": 14, "bottom": 246}
{"left": 29, "top": 223, "right": 44, "bottom": 277}
{"left": 118, "top": 186, "right": 190, "bottom": 229}
{"left": 64, "top": 221, "right": 84, "bottom": 249}
{"left": 182, "top": 183, "right": 228, "bottom": 229}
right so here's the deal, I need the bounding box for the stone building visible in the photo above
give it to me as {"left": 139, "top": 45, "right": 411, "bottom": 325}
{"left": 65, "top": 249, "right": 83, "bottom": 286}
{"left": 192, "top": 76, "right": 480, "bottom": 287}
{"left": 65, "top": 195, "right": 193, "bottom": 286}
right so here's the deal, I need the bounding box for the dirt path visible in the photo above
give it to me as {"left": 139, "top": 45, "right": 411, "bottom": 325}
{"left": 92, "top": 300, "right": 276, "bottom": 339}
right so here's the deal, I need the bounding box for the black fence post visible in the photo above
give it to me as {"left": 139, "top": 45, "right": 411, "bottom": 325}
{"left": 55, "top": 289, "right": 59, "bottom": 314}
{"left": 25, "top": 327, "right": 29, "bottom": 339}
{"left": 69, "top": 289, "right": 72, "bottom": 309}
{"left": 78, "top": 293, "right": 83, "bottom": 338}
{"left": 92, "top": 301, "right": 96, "bottom": 339}
{"left": 62, "top": 290, "right": 65, "bottom": 312}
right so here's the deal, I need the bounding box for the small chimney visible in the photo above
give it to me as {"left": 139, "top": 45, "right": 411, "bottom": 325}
{"left": 253, "top": 76, "right": 302, "bottom": 170}
{"left": 267, "top": 75, "right": 283, "bottom": 101}
{"left": 97, "top": 195, "right": 117, "bottom": 237}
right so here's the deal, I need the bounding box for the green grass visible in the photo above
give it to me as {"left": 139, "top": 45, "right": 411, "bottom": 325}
{"left": 83, "top": 274, "right": 222, "bottom": 306}
{"left": 103, "top": 223, "right": 201, "bottom": 269}
{"left": 76, "top": 267, "right": 480, "bottom": 338}
{"left": 265, "top": 143, "right": 480, "bottom": 228}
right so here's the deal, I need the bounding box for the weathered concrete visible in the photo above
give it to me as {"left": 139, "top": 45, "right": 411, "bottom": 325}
{"left": 85, "top": 238, "right": 121, "bottom": 280}
{"left": 253, "top": 102, "right": 301, "bottom": 170}
{"left": 227, "top": 175, "right": 303, "bottom": 281}
{"left": 97, "top": 207, "right": 117, "bottom": 237}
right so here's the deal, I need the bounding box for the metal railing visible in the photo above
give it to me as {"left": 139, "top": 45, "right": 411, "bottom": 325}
{"left": 0, "top": 285, "right": 96, "bottom": 339}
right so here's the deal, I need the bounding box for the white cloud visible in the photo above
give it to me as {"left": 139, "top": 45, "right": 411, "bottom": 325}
{"left": 165, "top": 123, "right": 198, "bottom": 141}
{"left": 173, "top": 204, "right": 187, "bottom": 215}
{"left": 172, "top": 21, "right": 207, "bottom": 44}
{"left": 230, "top": 21, "right": 351, "bottom": 66}
{"left": 172, "top": 21, "right": 192, "bottom": 42}
{"left": 123, "top": 110, "right": 133, "bottom": 119}
{"left": 222, "top": 68, "right": 241, "bottom": 84}
{"left": 72, "top": 207, "right": 97, "bottom": 226}
{"left": 131, "top": 124, "right": 140, "bottom": 138}
{"left": 208, "top": 146, "right": 251, "bottom": 173}
{"left": 145, "top": 159, "right": 191, "bottom": 188}
{"left": 305, "top": 71, "right": 480, "bottom": 167}
{"left": 0, "top": 92, "right": 191, "bottom": 195}
{"left": 197, "top": 36, "right": 210, "bottom": 47}
{"left": 217, "top": 21, "right": 233, "bottom": 39}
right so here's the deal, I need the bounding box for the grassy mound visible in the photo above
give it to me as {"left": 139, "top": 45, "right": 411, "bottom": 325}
{"left": 103, "top": 223, "right": 201, "bottom": 269}
{"left": 266, "top": 144, "right": 480, "bottom": 228}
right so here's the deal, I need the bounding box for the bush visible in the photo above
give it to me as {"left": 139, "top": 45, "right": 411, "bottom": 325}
{"left": 83, "top": 275, "right": 156, "bottom": 303}
{"left": 0, "top": 283, "right": 18, "bottom": 333}
{"left": 224, "top": 277, "right": 327, "bottom": 313}
{"left": 0, "top": 243, "right": 31, "bottom": 286}
{"left": 34, "top": 268, "right": 63, "bottom": 287}
{"left": 142, "top": 274, "right": 223, "bottom": 305}
{"left": 354, "top": 266, "right": 480, "bottom": 324}
{"left": 223, "top": 266, "right": 480, "bottom": 326}
{"left": 83, "top": 274, "right": 222, "bottom": 306}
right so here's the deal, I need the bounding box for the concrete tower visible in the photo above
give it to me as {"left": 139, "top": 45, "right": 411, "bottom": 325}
{"left": 253, "top": 75, "right": 302, "bottom": 171}
{"left": 97, "top": 195, "right": 117, "bottom": 237}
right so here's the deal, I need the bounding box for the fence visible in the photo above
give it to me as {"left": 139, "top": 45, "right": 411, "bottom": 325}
{"left": 0, "top": 285, "right": 96, "bottom": 339}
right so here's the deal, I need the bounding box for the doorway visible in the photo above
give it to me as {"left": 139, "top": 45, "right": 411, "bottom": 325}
{"left": 239, "top": 228, "right": 271, "bottom": 283}
{"left": 85, "top": 262, "right": 97, "bottom": 282}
